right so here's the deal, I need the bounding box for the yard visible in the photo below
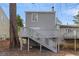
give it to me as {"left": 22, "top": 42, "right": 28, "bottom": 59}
{"left": 0, "top": 39, "right": 79, "bottom": 56}
{"left": 0, "top": 47, "right": 79, "bottom": 56}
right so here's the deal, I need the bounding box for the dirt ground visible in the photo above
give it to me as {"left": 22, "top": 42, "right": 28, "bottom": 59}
{"left": 0, "top": 48, "right": 79, "bottom": 56}
{"left": 0, "top": 40, "right": 78, "bottom": 56}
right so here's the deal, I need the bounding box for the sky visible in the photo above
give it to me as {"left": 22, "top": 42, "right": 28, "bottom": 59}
{"left": 0, "top": 3, "right": 79, "bottom": 25}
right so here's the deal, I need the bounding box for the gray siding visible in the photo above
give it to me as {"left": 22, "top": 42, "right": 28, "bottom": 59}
{"left": 26, "top": 12, "right": 57, "bottom": 38}
{"left": 0, "top": 8, "right": 9, "bottom": 39}
{"left": 60, "top": 27, "right": 79, "bottom": 39}
{"left": 26, "top": 12, "right": 56, "bottom": 30}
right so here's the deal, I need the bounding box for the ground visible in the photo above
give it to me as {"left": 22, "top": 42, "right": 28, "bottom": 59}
{"left": 0, "top": 40, "right": 79, "bottom": 56}
{"left": 0, "top": 48, "right": 79, "bottom": 56}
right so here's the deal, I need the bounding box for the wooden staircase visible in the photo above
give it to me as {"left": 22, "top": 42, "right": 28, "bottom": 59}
{"left": 19, "top": 27, "right": 58, "bottom": 53}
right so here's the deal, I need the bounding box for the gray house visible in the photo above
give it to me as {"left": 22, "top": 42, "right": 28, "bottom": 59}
{"left": 26, "top": 11, "right": 57, "bottom": 38}
{"left": 60, "top": 25, "right": 79, "bottom": 39}
{"left": 0, "top": 7, "right": 9, "bottom": 40}
{"left": 19, "top": 8, "right": 61, "bottom": 53}
{"left": 59, "top": 25, "right": 79, "bottom": 51}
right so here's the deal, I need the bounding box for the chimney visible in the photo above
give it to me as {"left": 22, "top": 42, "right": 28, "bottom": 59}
{"left": 51, "top": 6, "right": 54, "bottom": 11}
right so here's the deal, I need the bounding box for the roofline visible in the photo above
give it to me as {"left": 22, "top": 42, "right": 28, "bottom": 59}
{"left": 60, "top": 25, "right": 79, "bottom": 28}
{"left": 25, "top": 11, "right": 56, "bottom": 13}
{"left": 0, "top": 7, "right": 9, "bottom": 20}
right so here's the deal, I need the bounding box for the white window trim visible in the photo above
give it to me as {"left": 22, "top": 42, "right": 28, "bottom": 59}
{"left": 30, "top": 27, "right": 40, "bottom": 30}
{"left": 31, "top": 13, "right": 38, "bottom": 22}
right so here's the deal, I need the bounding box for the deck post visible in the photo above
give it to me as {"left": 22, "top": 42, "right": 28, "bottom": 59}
{"left": 57, "top": 40, "right": 60, "bottom": 52}
{"left": 28, "top": 37, "right": 30, "bottom": 51}
{"left": 74, "top": 30, "right": 76, "bottom": 52}
{"left": 40, "top": 44, "right": 42, "bottom": 52}
{"left": 19, "top": 37, "right": 23, "bottom": 50}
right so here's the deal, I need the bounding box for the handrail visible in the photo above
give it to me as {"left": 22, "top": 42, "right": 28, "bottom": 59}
{"left": 26, "top": 27, "right": 58, "bottom": 52}
{"left": 26, "top": 27, "right": 58, "bottom": 43}
{"left": 26, "top": 27, "right": 59, "bottom": 38}
{"left": 26, "top": 27, "right": 44, "bottom": 38}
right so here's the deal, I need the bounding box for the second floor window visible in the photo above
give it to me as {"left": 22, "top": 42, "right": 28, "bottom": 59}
{"left": 31, "top": 13, "right": 38, "bottom": 22}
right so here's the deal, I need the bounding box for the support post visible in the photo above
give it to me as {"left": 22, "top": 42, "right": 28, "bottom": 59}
{"left": 57, "top": 41, "right": 60, "bottom": 52}
{"left": 74, "top": 30, "right": 76, "bottom": 52}
{"left": 40, "top": 44, "right": 42, "bottom": 52}
{"left": 74, "top": 37, "right": 76, "bottom": 52}
{"left": 19, "top": 38, "right": 23, "bottom": 50}
{"left": 28, "top": 37, "right": 30, "bottom": 51}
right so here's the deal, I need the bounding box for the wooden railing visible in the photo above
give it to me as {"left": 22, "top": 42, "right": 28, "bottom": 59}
{"left": 26, "top": 27, "right": 58, "bottom": 53}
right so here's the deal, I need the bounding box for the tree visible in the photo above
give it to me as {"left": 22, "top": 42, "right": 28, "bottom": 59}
{"left": 16, "top": 15, "right": 23, "bottom": 32}
{"left": 73, "top": 11, "right": 79, "bottom": 24}
{"left": 10, "top": 3, "right": 20, "bottom": 48}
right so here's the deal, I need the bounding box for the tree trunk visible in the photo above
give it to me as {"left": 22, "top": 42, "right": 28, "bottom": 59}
{"left": 9, "top": 3, "right": 20, "bottom": 48}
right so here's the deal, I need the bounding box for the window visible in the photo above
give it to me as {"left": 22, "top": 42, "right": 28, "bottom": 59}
{"left": 66, "top": 28, "right": 73, "bottom": 33}
{"left": 31, "top": 13, "right": 38, "bottom": 22}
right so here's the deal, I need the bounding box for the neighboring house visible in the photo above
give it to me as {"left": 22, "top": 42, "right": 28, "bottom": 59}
{"left": 19, "top": 8, "right": 61, "bottom": 53}
{"left": 59, "top": 25, "right": 79, "bottom": 49}
{"left": 60, "top": 25, "right": 79, "bottom": 39}
{"left": 0, "top": 7, "right": 9, "bottom": 40}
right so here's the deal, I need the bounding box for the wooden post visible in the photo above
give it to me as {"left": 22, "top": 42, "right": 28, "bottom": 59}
{"left": 28, "top": 37, "right": 30, "bottom": 51}
{"left": 57, "top": 40, "right": 60, "bottom": 52}
{"left": 57, "top": 29, "right": 60, "bottom": 53}
{"left": 74, "top": 30, "right": 76, "bottom": 52}
{"left": 19, "top": 38, "right": 23, "bottom": 50}
{"left": 40, "top": 44, "right": 42, "bottom": 52}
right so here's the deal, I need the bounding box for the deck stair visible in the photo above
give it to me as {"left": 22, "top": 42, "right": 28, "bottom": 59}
{"left": 19, "top": 27, "right": 58, "bottom": 53}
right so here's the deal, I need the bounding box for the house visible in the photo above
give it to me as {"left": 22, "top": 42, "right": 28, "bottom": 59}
{"left": 59, "top": 25, "right": 79, "bottom": 49}
{"left": 60, "top": 25, "right": 79, "bottom": 39}
{"left": 26, "top": 11, "right": 57, "bottom": 38}
{"left": 19, "top": 7, "right": 61, "bottom": 53}
{"left": 19, "top": 7, "right": 79, "bottom": 52}
{"left": 0, "top": 7, "right": 9, "bottom": 40}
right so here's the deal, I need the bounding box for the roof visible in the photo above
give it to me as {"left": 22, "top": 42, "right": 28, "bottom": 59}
{"left": 26, "top": 11, "right": 56, "bottom": 13}
{"left": 0, "top": 7, "right": 9, "bottom": 20}
{"left": 60, "top": 25, "right": 79, "bottom": 28}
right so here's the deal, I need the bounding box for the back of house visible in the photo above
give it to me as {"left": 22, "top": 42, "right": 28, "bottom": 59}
{"left": 26, "top": 11, "right": 58, "bottom": 38}
{"left": 19, "top": 6, "right": 63, "bottom": 52}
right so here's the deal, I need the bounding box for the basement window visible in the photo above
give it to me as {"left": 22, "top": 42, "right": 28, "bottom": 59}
{"left": 31, "top": 13, "right": 38, "bottom": 22}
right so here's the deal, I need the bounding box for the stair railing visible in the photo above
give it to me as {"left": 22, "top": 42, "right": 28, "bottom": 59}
{"left": 26, "top": 27, "right": 58, "bottom": 47}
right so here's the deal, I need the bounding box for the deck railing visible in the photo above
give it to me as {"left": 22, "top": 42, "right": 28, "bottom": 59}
{"left": 26, "top": 27, "right": 59, "bottom": 52}
{"left": 63, "top": 30, "right": 79, "bottom": 39}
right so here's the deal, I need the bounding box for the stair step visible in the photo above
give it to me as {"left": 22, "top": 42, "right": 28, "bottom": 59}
{"left": 25, "top": 28, "right": 58, "bottom": 53}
